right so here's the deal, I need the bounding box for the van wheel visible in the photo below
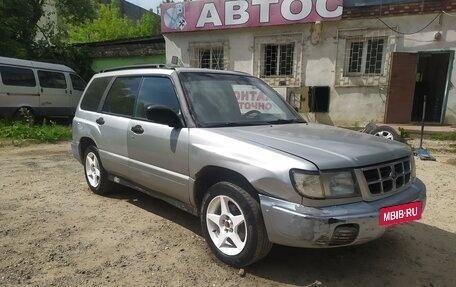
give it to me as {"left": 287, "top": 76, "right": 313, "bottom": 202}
{"left": 14, "top": 107, "right": 35, "bottom": 124}
{"left": 83, "top": 146, "right": 112, "bottom": 195}
{"left": 201, "top": 182, "right": 272, "bottom": 267}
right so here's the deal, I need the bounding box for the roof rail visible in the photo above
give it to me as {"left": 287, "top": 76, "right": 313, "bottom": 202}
{"left": 101, "top": 64, "right": 176, "bottom": 73}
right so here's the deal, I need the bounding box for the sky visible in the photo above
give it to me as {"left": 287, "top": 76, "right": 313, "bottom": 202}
{"left": 126, "top": 0, "right": 183, "bottom": 14}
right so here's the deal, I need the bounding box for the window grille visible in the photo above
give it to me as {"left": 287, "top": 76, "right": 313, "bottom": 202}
{"left": 262, "top": 43, "right": 294, "bottom": 77}
{"left": 198, "top": 48, "right": 224, "bottom": 70}
{"left": 345, "top": 37, "right": 386, "bottom": 76}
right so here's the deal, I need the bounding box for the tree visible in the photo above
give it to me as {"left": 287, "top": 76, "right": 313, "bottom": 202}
{"left": 0, "top": 0, "right": 44, "bottom": 58}
{"left": 67, "top": 1, "right": 160, "bottom": 44}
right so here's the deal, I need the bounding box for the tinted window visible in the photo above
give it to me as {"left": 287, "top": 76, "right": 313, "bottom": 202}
{"left": 135, "top": 77, "right": 180, "bottom": 119}
{"left": 0, "top": 66, "right": 36, "bottom": 87}
{"left": 102, "top": 77, "right": 141, "bottom": 117}
{"left": 38, "top": 70, "right": 67, "bottom": 89}
{"left": 70, "top": 74, "right": 86, "bottom": 91}
{"left": 80, "top": 77, "right": 112, "bottom": 112}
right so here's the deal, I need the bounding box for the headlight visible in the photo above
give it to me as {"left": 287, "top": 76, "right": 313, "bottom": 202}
{"left": 291, "top": 170, "right": 359, "bottom": 199}
{"left": 290, "top": 170, "right": 324, "bottom": 199}
{"left": 321, "top": 172, "right": 358, "bottom": 198}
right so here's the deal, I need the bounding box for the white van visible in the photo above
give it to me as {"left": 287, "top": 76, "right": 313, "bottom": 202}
{"left": 0, "top": 56, "right": 87, "bottom": 119}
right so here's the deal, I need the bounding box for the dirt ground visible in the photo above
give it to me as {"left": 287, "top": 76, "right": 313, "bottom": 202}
{"left": 0, "top": 139, "right": 455, "bottom": 287}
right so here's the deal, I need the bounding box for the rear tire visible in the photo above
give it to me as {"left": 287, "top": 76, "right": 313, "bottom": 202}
{"left": 83, "top": 146, "right": 112, "bottom": 195}
{"left": 201, "top": 181, "right": 272, "bottom": 267}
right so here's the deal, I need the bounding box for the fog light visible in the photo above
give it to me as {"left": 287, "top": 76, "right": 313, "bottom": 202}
{"left": 329, "top": 224, "right": 359, "bottom": 246}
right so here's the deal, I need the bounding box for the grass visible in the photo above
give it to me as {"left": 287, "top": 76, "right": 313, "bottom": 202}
{"left": 431, "top": 131, "right": 456, "bottom": 141}
{"left": 0, "top": 119, "right": 72, "bottom": 145}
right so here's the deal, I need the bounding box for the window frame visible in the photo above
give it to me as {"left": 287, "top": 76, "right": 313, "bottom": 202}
{"left": 37, "top": 70, "right": 67, "bottom": 89}
{"left": 261, "top": 43, "right": 295, "bottom": 78}
{"left": 80, "top": 76, "right": 113, "bottom": 112}
{"left": 344, "top": 37, "right": 387, "bottom": 77}
{"left": 133, "top": 75, "right": 182, "bottom": 121}
{"left": 197, "top": 47, "right": 225, "bottom": 70}
{"left": 0, "top": 65, "right": 37, "bottom": 87}
{"left": 101, "top": 76, "right": 142, "bottom": 118}
{"left": 70, "top": 73, "right": 87, "bottom": 91}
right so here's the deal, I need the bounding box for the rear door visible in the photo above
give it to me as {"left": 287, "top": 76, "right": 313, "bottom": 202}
{"left": 385, "top": 53, "right": 418, "bottom": 124}
{"left": 127, "top": 76, "right": 190, "bottom": 204}
{"left": 37, "top": 70, "right": 69, "bottom": 115}
{"left": 97, "top": 76, "right": 142, "bottom": 179}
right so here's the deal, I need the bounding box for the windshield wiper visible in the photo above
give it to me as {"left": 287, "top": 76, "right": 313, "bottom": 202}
{"left": 202, "top": 121, "right": 270, "bottom": 128}
{"left": 267, "top": 119, "right": 307, "bottom": 125}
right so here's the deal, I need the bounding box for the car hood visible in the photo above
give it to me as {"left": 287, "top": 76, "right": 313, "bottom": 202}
{"left": 209, "top": 123, "right": 411, "bottom": 170}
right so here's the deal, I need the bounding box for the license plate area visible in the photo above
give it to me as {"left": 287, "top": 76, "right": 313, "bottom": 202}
{"left": 379, "top": 202, "right": 422, "bottom": 227}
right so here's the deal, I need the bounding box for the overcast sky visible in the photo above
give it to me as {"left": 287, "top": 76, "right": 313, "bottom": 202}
{"left": 126, "top": 0, "right": 183, "bottom": 13}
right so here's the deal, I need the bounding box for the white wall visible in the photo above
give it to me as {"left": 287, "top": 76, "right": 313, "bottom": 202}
{"left": 165, "top": 13, "right": 456, "bottom": 126}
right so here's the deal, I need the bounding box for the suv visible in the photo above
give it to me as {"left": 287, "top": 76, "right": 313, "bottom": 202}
{"left": 72, "top": 66, "right": 426, "bottom": 267}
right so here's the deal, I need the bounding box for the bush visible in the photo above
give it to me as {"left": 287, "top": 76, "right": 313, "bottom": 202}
{"left": 0, "top": 120, "right": 72, "bottom": 143}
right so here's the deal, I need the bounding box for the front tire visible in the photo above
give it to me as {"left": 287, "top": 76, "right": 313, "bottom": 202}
{"left": 201, "top": 182, "right": 272, "bottom": 267}
{"left": 83, "top": 146, "right": 112, "bottom": 195}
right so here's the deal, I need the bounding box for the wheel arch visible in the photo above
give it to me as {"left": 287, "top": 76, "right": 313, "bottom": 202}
{"left": 79, "top": 137, "right": 97, "bottom": 162}
{"left": 193, "top": 166, "right": 260, "bottom": 213}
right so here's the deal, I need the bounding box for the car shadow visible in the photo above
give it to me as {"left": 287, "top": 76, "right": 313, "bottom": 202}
{"left": 104, "top": 187, "right": 455, "bottom": 286}
{"left": 247, "top": 222, "right": 456, "bottom": 286}
{"left": 106, "top": 186, "right": 202, "bottom": 237}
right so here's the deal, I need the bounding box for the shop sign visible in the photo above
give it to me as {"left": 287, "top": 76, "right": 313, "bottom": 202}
{"left": 162, "top": 0, "right": 343, "bottom": 33}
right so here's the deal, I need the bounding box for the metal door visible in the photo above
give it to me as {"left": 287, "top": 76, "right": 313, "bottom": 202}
{"left": 385, "top": 53, "right": 418, "bottom": 124}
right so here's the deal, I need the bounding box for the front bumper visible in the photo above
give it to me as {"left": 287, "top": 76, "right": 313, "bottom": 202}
{"left": 260, "top": 179, "right": 426, "bottom": 248}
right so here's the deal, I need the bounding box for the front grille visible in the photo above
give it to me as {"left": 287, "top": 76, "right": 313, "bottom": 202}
{"left": 362, "top": 157, "right": 412, "bottom": 195}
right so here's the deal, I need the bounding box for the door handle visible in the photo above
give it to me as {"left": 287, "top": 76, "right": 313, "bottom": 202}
{"left": 131, "top": 125, "right": 144, "bottom": 134}
{"left": 96, "top": 117, "right": 105, "bottom": 125}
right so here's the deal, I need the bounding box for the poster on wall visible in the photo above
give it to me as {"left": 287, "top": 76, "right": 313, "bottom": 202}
{"left": 161, "top": 0, "right": 343, "bottom": 33}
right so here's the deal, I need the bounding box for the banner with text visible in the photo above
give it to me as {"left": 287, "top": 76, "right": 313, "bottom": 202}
{"left": 161, "top": 0, "right": 343, "bottom": 33}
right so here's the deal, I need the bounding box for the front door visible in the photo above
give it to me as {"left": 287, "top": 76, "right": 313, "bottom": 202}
{"left": 385, "top": 53, "right": 418, "bottom": 124}
{"left": 127, "top": 76, "right": 190, "bottom": 204}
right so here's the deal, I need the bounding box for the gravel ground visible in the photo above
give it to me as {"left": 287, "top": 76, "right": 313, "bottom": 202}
{"left": 0, "top": 140, "right": 455, "bottom": 287}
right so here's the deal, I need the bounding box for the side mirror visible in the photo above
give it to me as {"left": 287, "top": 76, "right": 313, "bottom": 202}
{"left": 146, "top": 105, "right": 182, "bottom": 129}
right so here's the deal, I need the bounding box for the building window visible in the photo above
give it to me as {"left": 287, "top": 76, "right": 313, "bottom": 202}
{"left": 262, "top": 43, "right": 294, "bottom": 77}
{"left": 197, "top": 48, "right": 224, "bottom": 70}
{"left": 345, "top": 38, "right": 386, "bottom": 76}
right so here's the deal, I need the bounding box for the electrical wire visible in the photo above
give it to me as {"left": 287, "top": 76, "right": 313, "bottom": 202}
{"left": 376, "top": 13, "right": 442, "bottom": 35}
{"left": 442, "top": 10, "right": 456, "bottom": 17}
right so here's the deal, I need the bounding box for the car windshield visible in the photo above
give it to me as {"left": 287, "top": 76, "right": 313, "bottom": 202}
{"left": 179, "top": 72, "right": 305, "bottom": 127}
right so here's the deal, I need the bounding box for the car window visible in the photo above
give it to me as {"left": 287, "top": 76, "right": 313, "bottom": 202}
{"left": 102, "top": 77, "right": 141, "bottom": 117}
{"left": 70, "top": 74, "right": 86, "bottom": 91}
{"left": 80, "top": 77, "right": 112, "bottom": 112}
{"left": 38, "top": 70, "right": 67, "bottom": 89}
{"left": 0, "top": 65, "right": 36, "bottom": 87}
{"left": 134, "top": 77, "right": 180, "bottom": 120}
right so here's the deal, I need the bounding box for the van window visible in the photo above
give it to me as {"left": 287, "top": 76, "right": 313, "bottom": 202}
{"left": 38, "top": 70, "right": 67, "bottom": 89}
{"left": 80, "top": 77, "right": 112, "bottom": 112}
{"left": 0, "top": 66, "right": 36, "bottom": 87}
{"left": 135, "top": 77, "right": 180, "bottom": 120}
{"left": 70, "top": 74, "right": 86, "bottom": 91}
{"left": 102, "top": 77, "right": 141, "bottom": 117}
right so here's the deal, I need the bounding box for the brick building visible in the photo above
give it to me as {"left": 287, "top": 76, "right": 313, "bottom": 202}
{"left": 163, "top": 0, "right": 456, "bottom": 126}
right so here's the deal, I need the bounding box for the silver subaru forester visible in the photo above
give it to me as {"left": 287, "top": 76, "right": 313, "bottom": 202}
{"left": 72, "top": 66, "right": 426, "bottom": 267}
